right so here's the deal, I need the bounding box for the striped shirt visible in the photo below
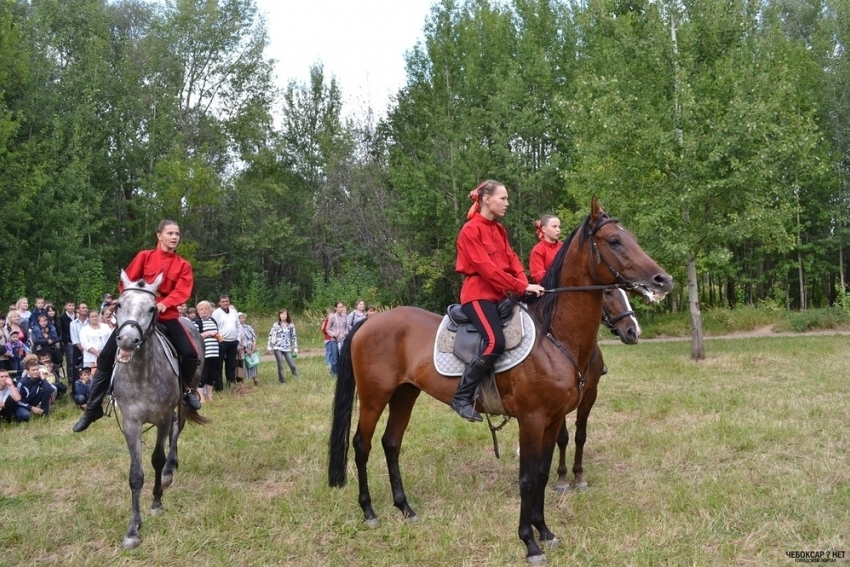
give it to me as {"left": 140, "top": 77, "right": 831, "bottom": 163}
{"left": 196, "top": 318, "right": 219, "bottom": 358}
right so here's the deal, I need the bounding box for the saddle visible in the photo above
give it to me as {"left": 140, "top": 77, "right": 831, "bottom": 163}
{"left": 444, "top": 298, "right": 519, "bottom": 364}
{"left": 153, "top": 325, "right": 180, "bottom": 376}
{"left": 433, "top": 302, "right": 537, "bottom": 416}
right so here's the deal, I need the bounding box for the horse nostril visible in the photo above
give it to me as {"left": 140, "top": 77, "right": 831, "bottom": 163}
{"left": 654, "top": 273, "right": 673, "bottom": 290}
{"left": 133, "top": 338, "right": 141, "bottom": 344}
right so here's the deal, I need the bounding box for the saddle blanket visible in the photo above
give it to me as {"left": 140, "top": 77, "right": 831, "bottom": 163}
{"left": 433, "top": 307, "right": 536, "bottom": 377}
{"left": 154, "top": 331, "right": 180, "bottom": 377}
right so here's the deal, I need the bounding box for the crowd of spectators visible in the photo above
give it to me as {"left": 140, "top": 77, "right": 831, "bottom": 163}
{"left": 2, "top": 292, "right": 376, "bottom": 424}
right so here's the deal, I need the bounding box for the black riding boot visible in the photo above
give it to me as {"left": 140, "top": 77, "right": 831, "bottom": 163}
{"left": 450, "top": 354, "right": 497, "bottom": 422}
{"left": 72, "top": 366, "right": 111, "bottom": 432}
{"left": 180, "top": 357, "right": 202, "bottom": 411}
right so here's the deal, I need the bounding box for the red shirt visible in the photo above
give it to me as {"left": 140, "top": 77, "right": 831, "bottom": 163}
{"left": 456, "top": 213, "right": 529, "bottom": 303}
{"left": 119, "top": 248, "right": 193, "bottom": 321}
{"left": 529, "top": 239, "right": 562, "bottom": 283}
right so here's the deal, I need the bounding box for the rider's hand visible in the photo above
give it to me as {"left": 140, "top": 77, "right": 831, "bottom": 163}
{"left": 525, "top": 284, "right": 545, "bottom": 297}
{"left": 156, "top": 302, "right": 167, "bottom": 313}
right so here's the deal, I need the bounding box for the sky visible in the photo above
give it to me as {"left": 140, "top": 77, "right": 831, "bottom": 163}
{"left": 253, "top": 0, "right": 437, "bottom": 117}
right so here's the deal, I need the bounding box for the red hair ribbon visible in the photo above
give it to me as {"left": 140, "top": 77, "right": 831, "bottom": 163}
{"left": 466, "top": 189, "right": 480, "bottom": 220}
{"left": 534, "top": 220, "right": 544, "bottom": 240}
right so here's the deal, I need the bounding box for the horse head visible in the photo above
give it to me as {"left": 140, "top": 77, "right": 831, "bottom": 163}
{"left": 114, "top": 270, "right": 163, "bottom": 363}
{"left": 584, "top": 197, "right": 673, "bottom": 301}
{"left": 601, "top": 287, "right": 641, "bottom": 345}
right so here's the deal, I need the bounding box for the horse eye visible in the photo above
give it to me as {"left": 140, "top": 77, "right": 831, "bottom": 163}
{"left": 149, "top": 306, "right": 156, "bottom": 313}
{"left": 608, "top": 237, "right": 621, "bottom": 247}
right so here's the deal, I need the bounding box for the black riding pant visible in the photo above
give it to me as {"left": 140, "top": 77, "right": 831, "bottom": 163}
{"left": 97, "top": 318, "right": 199, "bottom": 369}
{"left": 461, "top": 300, "right": 506, "bottom": 357}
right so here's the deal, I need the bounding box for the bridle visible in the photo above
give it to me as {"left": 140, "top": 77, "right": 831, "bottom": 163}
{"left": 601, "top": 292, "right": 636, "bottom": 336}
{"left": 542, "top": 214, "right": 639, "bottom": 294}
{"left": 115, "top": 288, "right": 158, "bottom": 352}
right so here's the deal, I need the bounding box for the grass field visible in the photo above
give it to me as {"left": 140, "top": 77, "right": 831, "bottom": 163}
{"left": 2, "top": 334, "right": 849, "bottom": 566}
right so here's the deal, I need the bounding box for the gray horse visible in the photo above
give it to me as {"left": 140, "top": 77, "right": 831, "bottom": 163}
{"left": 112, "top": 270, "right": 207, "bottom": 550}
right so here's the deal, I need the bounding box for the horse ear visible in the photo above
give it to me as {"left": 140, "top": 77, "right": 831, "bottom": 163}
{"left": 150, "top": 272, "right": 165, "bottom": 292}
{"left": 591, "top": 196, "right": 603, "bottom": 218}
{"left": 120, "top": 269, "right": 133, "bottom": 289}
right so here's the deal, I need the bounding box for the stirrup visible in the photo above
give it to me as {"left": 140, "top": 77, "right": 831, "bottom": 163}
{"left": 450, "top": 399, "right": 482, "bottom": 422}
{"left": 183, "top": 390, "right": 201, "bottom": 411}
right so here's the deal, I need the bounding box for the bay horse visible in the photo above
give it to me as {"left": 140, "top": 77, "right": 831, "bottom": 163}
{"left": 111, "top": 270, "right": 207, "bottom": 550}
{"left": 328, "top": 198, "right": 672, "bottom": 564}
{"left": 554, "top": 287, "right": 640, "bottom": 492}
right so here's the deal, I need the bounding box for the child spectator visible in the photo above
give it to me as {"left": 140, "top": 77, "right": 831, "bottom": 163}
{"left": 7, "top": 330, "right": 29, "bottom": 379}
{"left": 0, "top": 313, "right": 11, "bottom": 372}
{"left": 16, "top": 354, "right": 56, "bottom": 419}
{"left": 35, "top": 347, "right": 66, "bottom": 399}
{"left": 30, "top": 314, "right": 61, "bottom": 358}
{"left": 73, "top": 367, "right": 92, "bottom": 409}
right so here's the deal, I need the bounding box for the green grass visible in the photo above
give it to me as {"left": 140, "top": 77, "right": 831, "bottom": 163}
{"left": 2, "top": 336, "right": 849, "bottom": 566}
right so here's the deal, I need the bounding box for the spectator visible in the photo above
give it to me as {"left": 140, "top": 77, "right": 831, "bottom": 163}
{"left": 30, "top": 297, "right": 48, "bottom": 328}
{"left": 101, "top": 305, "right": 117, "bottom": 330}
{"left": 30, "top": 314, "right": 60, "bottom": 361}
{"left": 15, "top": 297, "right": 31, "bottom": 331}
{"left": 35, "top": 347, "right": 66, "bottom": 400}
{"left": 6, "top": 310, "right": 28, "bottom": 348}
{"left": 178, "top": 303, "right": 188, "bottom": 318}
{"left": 0, "top": 368, "right": 25, "bottom": 422}
{"left": 238, "top": 312, "right": 260, "bottom": 386}
{"left": 366, "top": 305, "right": 377, "bottom": 317}
{"left": 16, "top": 354, "right": 56, "bottom": 419}
{"left": 100, "top": 293, "right": 113, "bottom": 313}
{"left": 79, "top": 311, "right": 111, "bottom": 371}
{"left": 70, "top": 303, "right": 89, "bottom": 378}
{"left": 194, "top": 301, "right": 221, "bottom": 399}
{"left": 212, "top": 294, "right": 240, "bottom": 387}
{"left": 321, "top": 308, "right": 334, "bottom": 376}
{"left": 0, "top": 313, "right": 11, "bottom": 372}
{"left": 326, "top": 302, "right": 348, "bottom": 376}
{"left": 186, "top": 306, "right": 197, "bottom": 320}
{"left": 45, "top": 303, "right": 58, "bottom": 327}
{"left": 58, "top": 300, "right": 76, "bottom": 386}
{"left": 6, "top": 329, "right": 28, "bottom": 379}
{"left": 347, "top": 299, "right": 368, "bottom": 331}
{"left": 267, "top": 308, "right": 299, "bottom": 383}
{"left": 73, "top": 366, "right": 92, "bottom": 409}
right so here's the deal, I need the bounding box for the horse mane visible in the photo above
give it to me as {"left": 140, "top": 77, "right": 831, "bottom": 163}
{"left": 530, "top": 215, "right": 590, "bottom": 332}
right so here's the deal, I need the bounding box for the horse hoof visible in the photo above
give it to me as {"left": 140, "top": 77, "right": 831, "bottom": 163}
{"left": 150, "top": 506, "right": 164, "bottom": 516}
{"left": 122, "top": 536, "right": 141, "bottom": 550}
{"left": 573, "top": 482, "right": 589, "bottom": 492}
{"left": 540, "top": 537, "right": 559, "bottom": 550}
{"left": 365, "top": 518, "right": 380, "bottom": 528}
{"left": 162, "top": 474, "right": 173, "bottom": 489}
{"left": 405, "top": 514, "right": 419, "bottom": 525}
{"left": 527, "top": 553, "right": 547, "bottom": 565}
{"left": 553, "top": 483, "right": 570, "bottom": 493}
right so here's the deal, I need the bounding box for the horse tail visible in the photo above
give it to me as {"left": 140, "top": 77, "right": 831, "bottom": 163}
{"left": 328, "top": 319, "right": 365, "bottom": 487}
{"left": 185, "top": 407, "right": 210, "bottom": 425}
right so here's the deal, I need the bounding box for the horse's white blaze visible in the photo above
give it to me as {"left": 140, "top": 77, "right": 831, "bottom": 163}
{"left": 616, "top": 288, "right": 641, "bottom": 337}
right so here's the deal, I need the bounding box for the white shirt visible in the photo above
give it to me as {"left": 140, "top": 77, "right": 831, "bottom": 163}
{"left": 212, "top": 306, "right": 240, "bottom": 341}
{"left": 79, "top": 324, "right": 113, "bottom": 366}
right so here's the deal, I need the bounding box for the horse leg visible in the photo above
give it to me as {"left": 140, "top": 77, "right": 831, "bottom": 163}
{"left": 353, "top": 402, "right": 388, "bottom": 527}
{"left": 554, "top": 421, "right": 570, "bottom": 492}
{"left": 382, "top": 384, "right": 420, "bottom": 522}
{"left": 531, "top": 424, "right": 561, "bottom": 550}
{"left": 121, "top": 420, "right": 145, "bottom": 550}
{"left": 516, "top": 421, "right": 546, "bottom": 564}
{"left": 163, "top": 411, "right": 179, "bottom": 489}
{"left": 572, "top": 385, "right": 597, "bottom": 491}
{"left": 150, "top": 419, "right": 171, "bottom": 514}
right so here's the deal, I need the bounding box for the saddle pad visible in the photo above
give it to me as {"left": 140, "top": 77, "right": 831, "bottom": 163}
{"left": 433, "top": 308, "right": 536, "bottom": 377}
{"left": 436, "top": 304, "right": 525, "bottom": 354}
{"left": 154, "top": 332, "right": 180, "bottom": 377}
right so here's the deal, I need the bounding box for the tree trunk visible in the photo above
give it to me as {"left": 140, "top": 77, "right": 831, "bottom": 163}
{"left": 797, "top": 248, "right": 806, "bottom": 310}
{"left": 688, "top": 258, "right": 705, "bottom": 360}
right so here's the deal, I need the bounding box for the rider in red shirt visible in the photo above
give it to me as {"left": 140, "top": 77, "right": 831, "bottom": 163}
{"left": 73, "top": 220, "right": 202, "bottom": 432}
{"left": 452, "top": 180, "right": 544, "bottom": 422}
{"left": 528, "top": 214, "right": 562, "bottom": 283}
